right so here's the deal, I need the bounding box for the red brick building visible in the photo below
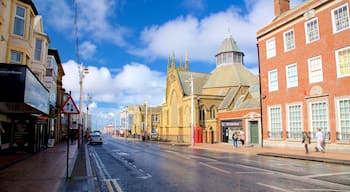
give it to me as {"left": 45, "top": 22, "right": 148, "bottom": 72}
{"left": 257, "top": 0, "right": 350, "bottom": 151}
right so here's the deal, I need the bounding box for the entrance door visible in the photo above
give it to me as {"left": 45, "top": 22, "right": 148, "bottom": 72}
{"left": 249, "top": 121, "right": 259, "bottom": 144}
{"left": 222, "top": 127, "right": 229, "bottom": 143}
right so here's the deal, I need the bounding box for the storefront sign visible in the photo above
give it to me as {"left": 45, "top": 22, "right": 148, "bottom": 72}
{"left": 221, "top": 119, "right": 242, "bottom": 127}
{"left": 24, "top": 69, "right": 49, "bottom": 114}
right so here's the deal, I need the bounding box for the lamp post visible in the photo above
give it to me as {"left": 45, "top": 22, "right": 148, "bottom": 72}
{"left": 144, "top": 98, "right": 148, "bottom": 140}
{"left": 186, "top": 74, "right": 194, "bottom": 146}
{"left": 85, "top": 94, "right": 91, "bottom": 141}
{"left": 78, "top": 64, "right": 88, "bottom": 148}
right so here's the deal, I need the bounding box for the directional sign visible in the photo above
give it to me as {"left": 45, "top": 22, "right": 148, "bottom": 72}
{"left": 61, "top": 96, "right": 80, "bottom": 114}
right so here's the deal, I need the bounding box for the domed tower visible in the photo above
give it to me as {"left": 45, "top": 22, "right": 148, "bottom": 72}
{"left": 215, "top": 33, "right": 244, "bottom": 67}
{"left": 203, "top": 34, "right": 257, "bottom": 92}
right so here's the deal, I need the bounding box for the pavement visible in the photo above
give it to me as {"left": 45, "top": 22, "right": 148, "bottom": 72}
{"left": 0, "top": 137, "right": 349, "bottom": 192}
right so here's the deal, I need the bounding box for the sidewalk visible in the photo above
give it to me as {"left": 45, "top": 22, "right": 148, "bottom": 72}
{"left": 0, "top": 141, "right": 92, "bottom": 192}
{"left": 191, "top": 143, "right": 350, "bottom": 165}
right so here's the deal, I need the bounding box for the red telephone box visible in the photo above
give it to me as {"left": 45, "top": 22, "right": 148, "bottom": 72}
{"left": 194, "top": 126, "right": 203, "bottom": 143}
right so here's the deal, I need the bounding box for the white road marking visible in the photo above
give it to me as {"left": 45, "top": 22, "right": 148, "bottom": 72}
{"left": 212, "top": 161, "right": 350, "bottom": 190}
{"left": 199, "top": 162, "right": 230, "bottom": 174}
{"left": 188, "top": 155, "right": 217, "bottom": 162}
{"left": 302, "top": 171, "right": 350, "bottom": 178}
{"left": 165, "top": 150, "right": 191, "bottom": 159}
{"left": 136, "top": 173, "right": 152, "bottom": 179}
{"left": 257, "top": 182, "right": 292, "bottom": 192}
{"left": 235, "top": 171, "right": 273, "bottom": 175}
{"left": 293, "top": 189, "right": 349, "bottom": 192}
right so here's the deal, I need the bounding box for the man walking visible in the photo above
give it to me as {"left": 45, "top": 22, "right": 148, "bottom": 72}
{"left": 315, "top": 128, "right": 325, "bottom": 153}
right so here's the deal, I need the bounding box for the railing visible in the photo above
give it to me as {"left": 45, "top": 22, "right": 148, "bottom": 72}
{"left": 336, "top": 132, "right": 350, "bottom": 141}
{"left": 286, "top": 131, "right": 303, "bottom": 139}
{"left": 268, "top": 131, "right": 283, "bottom": 138}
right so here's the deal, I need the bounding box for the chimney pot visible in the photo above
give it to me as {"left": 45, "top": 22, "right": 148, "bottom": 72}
{"left": 274, "top": 0, "right": 290, "bottom": 17}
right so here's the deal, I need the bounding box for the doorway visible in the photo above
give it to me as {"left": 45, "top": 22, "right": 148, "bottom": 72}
{"left": 249, "top": 121, "right": 259, "bottom": 144}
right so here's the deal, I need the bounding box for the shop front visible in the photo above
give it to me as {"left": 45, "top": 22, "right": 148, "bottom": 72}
{"left": 0, "top": 64, "right": 49, "bottom": 153}
{"left": 221, "top": 119, "right": 242, "bottom": 143}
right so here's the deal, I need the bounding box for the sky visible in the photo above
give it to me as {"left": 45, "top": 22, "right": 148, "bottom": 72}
{"left": 32, "top": 0, "right": 303, "bottom": 129}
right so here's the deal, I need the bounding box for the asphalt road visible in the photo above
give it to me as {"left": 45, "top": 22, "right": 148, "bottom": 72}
{"left": 88, "top": 135, "right": 350, "bottom": 192}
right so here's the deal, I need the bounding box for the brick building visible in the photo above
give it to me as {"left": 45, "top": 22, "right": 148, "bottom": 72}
{"left": 257, "top": 0, "right": 350, "bottom": 151}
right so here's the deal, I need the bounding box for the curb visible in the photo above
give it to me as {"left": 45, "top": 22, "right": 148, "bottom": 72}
{"left": 257, "top": 152, "right": 350, "bottom": 166}
{"left": 85, "top": 143, "right": 97, "bottom": 192}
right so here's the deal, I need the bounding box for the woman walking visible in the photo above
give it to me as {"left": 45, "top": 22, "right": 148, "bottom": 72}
{"left": 232, "top": 132, "right": 238, "bottom": 148}
{"left": 302, "top": 131, "right": 311, "bottom": 154}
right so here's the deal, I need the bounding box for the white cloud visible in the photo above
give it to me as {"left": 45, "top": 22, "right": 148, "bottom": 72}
{"left": 62, "top": 60, "right": 166, "bottom": 120}
{"left": 132, "top": 0, "right": 304, "bottom": 70}
{"left": 80, "top": 41, "right": 96, "bottom": 60}
{"left": 33, "top": 0, "right": 130, "bottom": 47}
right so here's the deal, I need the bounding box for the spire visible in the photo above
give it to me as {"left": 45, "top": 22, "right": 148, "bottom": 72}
{"left": 172, "top": 52, "right": 175, "bottom": 69}
{"left": 167, "top": 54, "right": 170, "bottom": 70}
{"left": 180, "top": 57, "right": 183, "bottom": 70}
{"left": 185, "top": 55, "right": 189, "bottom": 71}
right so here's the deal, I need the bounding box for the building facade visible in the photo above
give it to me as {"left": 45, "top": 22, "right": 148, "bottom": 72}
{"left": 160, "top": 34, "right": 260, "bottom": 144}
{"left": 0, "top": 0, "right": 65, "bottom": 153}
{"left": 257, "top": 0, "right": 350, "bottom": 151}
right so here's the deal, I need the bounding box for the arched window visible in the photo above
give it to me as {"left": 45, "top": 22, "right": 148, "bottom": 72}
{"left": 210, "top": 106, "right": 217, "bottom": 119}
{"left": 199, "top": 107, "right": 205, "bottom": 122}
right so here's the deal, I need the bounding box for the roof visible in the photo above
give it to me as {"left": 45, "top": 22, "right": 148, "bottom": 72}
{"left": 203, "top": 64, "right": 258, "bottom": 89}
{"left": 20, "top": 0, "right": 38, "bottom": 15}
{"left": 178, "top": 71, "right": 209, "bottom": 96}
{"left": 216, "top": 34, "right": 243, "bottom": 56}
{"left": 218, "top": 87, "right": 239, "bottom": 110}
{"left": 257, "top": 0, "right": 328, "bottom": 38}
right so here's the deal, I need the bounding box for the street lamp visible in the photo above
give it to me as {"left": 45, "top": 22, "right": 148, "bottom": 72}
{"left": 186, "top": 74, "right": 194, "bottom": 146}
{"left": 78, "top": 64, "right": 88, "bottom": 148}
{"left": 144, "top": 98, "right": 148, "bottom": 140}
{"left": 85, "top": 94, "right": 92, "bottom": 140}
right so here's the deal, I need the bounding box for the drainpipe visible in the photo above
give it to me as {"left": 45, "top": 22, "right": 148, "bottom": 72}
{"left": 257, "top": 42, "right": 264, "bottom": 148}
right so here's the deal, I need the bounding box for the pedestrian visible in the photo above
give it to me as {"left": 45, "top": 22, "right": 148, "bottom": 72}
{"left": 240, "top": 129, "right": 245, "bottom": 147}
{"left": 302, "top": 131, "right": 311, "bottom": 154}
{"left": 232, "top": 132, "right": 238, "bottom": 148}
{"left": 315, "top": 128, "right": 325, "bottom": 153}
{"left": 0, "top": 122, "right": 5, "bottom": 151}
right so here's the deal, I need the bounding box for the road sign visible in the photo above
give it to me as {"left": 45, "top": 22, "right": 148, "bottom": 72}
{"left": 61, "top": 96, "right": 80, "bottom": 114}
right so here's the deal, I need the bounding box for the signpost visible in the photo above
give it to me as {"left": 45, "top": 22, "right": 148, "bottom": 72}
{"left": 60, "top": 95, "right": 80, "bottom": 180}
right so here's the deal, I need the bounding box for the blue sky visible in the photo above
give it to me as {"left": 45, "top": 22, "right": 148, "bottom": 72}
{"left": 32, "top": 0, "right": 303, "bottom": 129}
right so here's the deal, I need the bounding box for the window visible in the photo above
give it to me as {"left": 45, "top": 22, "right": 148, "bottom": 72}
{"left": 266, "top": 38, "right": 276, "bottom": 58}
{"left": 286, "top": 64, "right": 298, "bottom": 88}
{"left": 268, "top": 70, "right": 278, "bottom": 92}
{"left": 287, "top": 104, "right": 302, "bottom": 139}
{"left": 308, "top": 56, "right": 323, "bottom": 83}
{"left": 336, "top": 46, "right": 350, "bottom": 78}
{"left": 210, "top": 106, "right": 217, "bottom": 119}
{"left": 305, "top": 18, "right": 320, "bottom": 43}
{"left": 34, "top": 38, "right": 43, "bottom": 61}
{"left": 337, "top": 98, "right": 350, "bottom": 140}
{"left": 13, "top": 5, "right": 26, "bottom": 37}
{"left": 268, "top": 106, "right": 282, "bottom": 138}
{"left": 332, "top": 3, "right": 350, "bottom": 33}
{"left": 283, "top": 29, "right": 295, "bottom": 51}
{"left": 10, "top": 50, "right": 22, "bottom": 63}
{"left": 310, "top": 101, "right": 329, "bottom": 138}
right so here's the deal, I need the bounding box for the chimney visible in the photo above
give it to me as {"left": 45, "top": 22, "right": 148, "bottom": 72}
{"left": 274, "top": 0, "right": 290, "bottom": 17}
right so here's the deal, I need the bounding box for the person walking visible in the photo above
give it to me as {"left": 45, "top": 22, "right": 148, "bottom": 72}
{"left": 315, "top": 128, "right": 325, "bottom": 153}
{"left": 302, "top": 131, "right": 311, "bottom": 154}
{"left": 240, "top": 129, "right": 245, "bottom": 147}
{"left": 232, "top": 132, "right": 238, "bottom": 148}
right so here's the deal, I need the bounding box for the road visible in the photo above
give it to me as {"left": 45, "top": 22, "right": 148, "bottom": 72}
{"left": 88, "top": 135, "right": 350, "bottom": 192}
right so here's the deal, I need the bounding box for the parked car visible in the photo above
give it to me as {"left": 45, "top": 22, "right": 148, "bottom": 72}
{"left": 89, "top": 134, "right": 103, "bottom": 144}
